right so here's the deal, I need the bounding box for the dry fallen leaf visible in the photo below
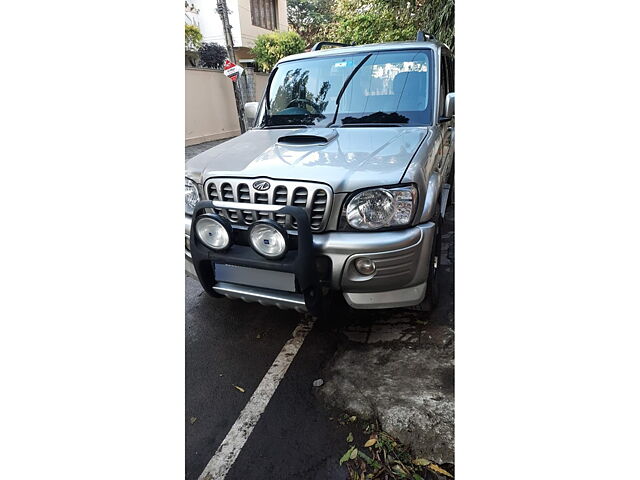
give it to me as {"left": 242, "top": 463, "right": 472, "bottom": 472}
{"left": 413, "top": 458, "right": 429, "bottom": 466}
{"left": 363, "top": 438, "right": 376, "bottom": 448}
{"left": 189, "top": 417, "right": 197, "bottom": 425}
{"left": 233, "top": 385, "right": 245, "bottom": 393}
{"left": 349, "top": 415, "right": 357, "bottom": 423}
{"left": 346, "top": 432, "right": 354, "bottom": 443}
{"left": 427, "top": 463, "right": 454, "bottom": 478}
{"left": 350, "top": 448, "right": 358, "bottom": 460}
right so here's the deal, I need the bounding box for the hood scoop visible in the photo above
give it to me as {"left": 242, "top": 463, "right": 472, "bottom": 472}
{"left": 277, "top": 128, "right": 338, "bottom": 146}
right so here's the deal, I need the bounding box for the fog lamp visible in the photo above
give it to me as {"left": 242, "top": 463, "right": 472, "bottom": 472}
{"left": 249, "top": 220, "right": 288, "bottom": 260}
{"left": 355, "top": 257, "right": 376, "bottom": 276}
{"left": 195, "top": 214, "right": 232, "bottom": 251}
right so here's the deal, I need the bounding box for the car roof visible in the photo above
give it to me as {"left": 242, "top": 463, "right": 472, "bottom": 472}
{"left": 277, "top": 40, "right": 449, "bottom": 65}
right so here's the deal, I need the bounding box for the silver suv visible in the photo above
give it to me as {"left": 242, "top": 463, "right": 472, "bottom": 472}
{"left": 185, "top": 34, "right": 454, "bottom": 316}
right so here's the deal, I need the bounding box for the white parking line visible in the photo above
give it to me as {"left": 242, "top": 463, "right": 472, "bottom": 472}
{"left": 198, "top": 317, "right": 316, "bottom": 480}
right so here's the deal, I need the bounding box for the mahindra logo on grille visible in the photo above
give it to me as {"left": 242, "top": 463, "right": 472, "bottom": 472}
{"left": 253, "top": 181, "right": 271, "bottom": 191}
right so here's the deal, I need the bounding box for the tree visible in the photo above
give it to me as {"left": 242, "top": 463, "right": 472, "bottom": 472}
{"left": 198, "top": 42, "right": 228, "bottom": 69}
{"left": 303, "top": 0, "right": 455, "bottom": 51}
{"left": 185, "top": 24, "right": 203, "bottom": 51}
{"left": 287, "top": 0, "right": 335, "bottom": 47}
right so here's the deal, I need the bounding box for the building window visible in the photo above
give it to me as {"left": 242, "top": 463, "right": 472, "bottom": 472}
{"left": 251, "top": 0, "right": 278, "bottom": 30}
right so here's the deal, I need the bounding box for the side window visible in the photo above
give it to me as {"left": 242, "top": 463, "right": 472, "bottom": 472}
{"left": 446, "top": 55, "right": 454, "bottom": 93}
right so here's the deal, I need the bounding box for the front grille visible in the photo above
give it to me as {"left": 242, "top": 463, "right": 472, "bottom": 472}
{"left": 205, "top": 178, "right": 333, "bottom": 232}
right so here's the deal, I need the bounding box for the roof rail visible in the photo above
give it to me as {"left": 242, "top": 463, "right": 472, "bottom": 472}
{"left": 416, "top": 30, "right": 435, "bottom": 42}
{"left": 310, "top": 41, "right": 351, "bottom": 51}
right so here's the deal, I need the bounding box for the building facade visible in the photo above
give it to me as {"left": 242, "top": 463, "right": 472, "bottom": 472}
{"left": 185, "top": 0, "right": 288, "bottom": 60}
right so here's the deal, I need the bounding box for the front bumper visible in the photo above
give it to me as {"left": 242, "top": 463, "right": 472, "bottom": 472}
{"left": 185, "top": 208, "right": 435, "bottom": 311}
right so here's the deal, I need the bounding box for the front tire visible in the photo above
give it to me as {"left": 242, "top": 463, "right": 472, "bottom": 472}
{"left": 425, "top": 214, "right": 442, "bottom": 310}
{"left": 409, "top": 208, "right": 442, "bottom": 312}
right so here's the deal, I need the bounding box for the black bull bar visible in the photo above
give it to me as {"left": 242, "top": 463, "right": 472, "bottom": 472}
{"left": 189, "top": 200, "right": 323, "bottom": 316}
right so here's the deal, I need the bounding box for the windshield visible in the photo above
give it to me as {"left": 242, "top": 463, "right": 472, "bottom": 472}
{"left": 259, "top": 49, "right": 434, "bottom": 128}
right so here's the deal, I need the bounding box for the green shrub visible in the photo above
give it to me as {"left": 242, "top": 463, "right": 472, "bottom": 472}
{"left": 251, "top": 31, "right": 306, "bottom": 72}
{"left": 185, "top": 24, "right": 203, "bottom": 52}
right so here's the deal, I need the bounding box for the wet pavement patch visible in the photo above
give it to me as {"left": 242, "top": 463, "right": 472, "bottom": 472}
{"left": 318, "top": 336, "right": 454, "bottom": 464}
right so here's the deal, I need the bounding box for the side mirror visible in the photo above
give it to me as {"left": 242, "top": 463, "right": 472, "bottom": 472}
{"left": 443, "top": 92, "right": 455, "bottom": 119}
{"left": 244, "top": 102, "right": 259, "bottom": 124}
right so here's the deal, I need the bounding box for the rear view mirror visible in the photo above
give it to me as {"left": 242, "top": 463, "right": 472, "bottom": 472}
{"left": 444, "top": 92, "right": 455, "bottom": 119}
{"left": 244, "top": 102, "right": 259, "bottom": 125}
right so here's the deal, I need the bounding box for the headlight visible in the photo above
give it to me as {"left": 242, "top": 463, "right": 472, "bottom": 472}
{"left": 345, "top": 185, "right": 417, "bottom": 230}
{"left": 249, "top": 220, "right": 288, "bottom": 259}
{"left": 195, "top": 214, "right": 232, "bottom": 251}
{"left": 185, "top": 178, "right": 200, "bottom": 215}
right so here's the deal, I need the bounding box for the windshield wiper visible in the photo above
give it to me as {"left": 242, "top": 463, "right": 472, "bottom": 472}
{"left": 339, "top": 111, "right": 410, "bottom": 126}
{"left": 328, "top": 54, "right": 372, "bottom": 127}
{"left": 339, "top": 123, "right": 402, "bottom": 127}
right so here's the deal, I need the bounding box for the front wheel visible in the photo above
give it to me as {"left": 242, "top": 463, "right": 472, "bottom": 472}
{"left": 425, "top": 214, "right": 442, "bottom": 310}
{"left": 409, "top": 209, "right": 442, "bottom": 312}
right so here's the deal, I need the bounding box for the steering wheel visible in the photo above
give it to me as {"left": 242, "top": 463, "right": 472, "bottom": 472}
{"left": 286, "top": 98, "right": 322, "bottom": 114}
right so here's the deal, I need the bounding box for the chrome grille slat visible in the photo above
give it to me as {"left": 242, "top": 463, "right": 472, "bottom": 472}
{"left": 204, "top": 178, "right": 332, "bottom": 232}
{"left": 208, "top": 185, "right": 223, "bottom": 216}
{"left": 238, "top": 184, "right": 251, "bottom": 201}
{"left": 310, "top": 190, "right": 328, "bottom": 229}
{"left": 254, "top": 192, "right": 270, "bottom": 221}
{"left": 237, "top": 184, "right": 253, "bottom": 223}
{"left": 218, "top": 183, "right": 238, "bottom": 221}
{"left": 273, "top": 186, "right": 288, "bottom": 227}
{"left": 290, "top": 187, "right": 308, "bottom": 228}
{"left": 221, "top": 183, "right": 234, "bottom": 201}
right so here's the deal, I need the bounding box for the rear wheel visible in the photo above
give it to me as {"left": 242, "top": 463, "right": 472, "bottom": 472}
{"left": 447, "top": 160, "right": 455, "bottom": 206}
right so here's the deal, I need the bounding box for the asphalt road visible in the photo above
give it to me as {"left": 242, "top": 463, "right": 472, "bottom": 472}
{"left": 186, "top": 278, "right": 363, "bottom": 480}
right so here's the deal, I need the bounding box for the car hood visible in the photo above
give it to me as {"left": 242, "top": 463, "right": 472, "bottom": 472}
{"left": 185, "top": 127, "right": 430, "bottom": 193}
